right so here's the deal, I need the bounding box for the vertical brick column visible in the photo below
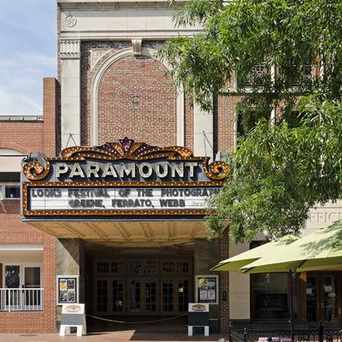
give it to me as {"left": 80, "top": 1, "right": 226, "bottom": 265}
{"left": 43, "top": 77, "right": 60, "bottom": 157}
{"left": 219, "top": 229, "right": 230, "bottom": 335}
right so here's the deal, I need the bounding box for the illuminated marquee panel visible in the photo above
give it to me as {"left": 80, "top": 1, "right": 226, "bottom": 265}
{"left": 21, "top": 138, "right": 230, "bottom": 217}
{"left": 29, "top": 187, "right": 220, "bottom": 211}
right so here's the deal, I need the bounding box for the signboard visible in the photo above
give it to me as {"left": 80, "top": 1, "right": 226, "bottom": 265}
{"left": 62, "top": 303, "right": 84, "bottom": 314}
{"left": 22, "top": 138, "right": 229, "bottom": 217}
{"left": 29, "top": 187, "right": 220, "bottom": 211}
{"left": 188, "top": 303, "right": 209, "bottom": 312}
{"left": 60, "top": 304, "right": 86, "bottom": 336}
{"left": 195, "top": 275, "right": 219, "bottom": 304}
{"left": 188, "top": 303, "right": 210, "bottom": 336}
{"left": 57, "top": 275, "right": 79, "bottom": 305}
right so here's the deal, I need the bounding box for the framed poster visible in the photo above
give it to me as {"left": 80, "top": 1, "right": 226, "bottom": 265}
{"left": 195, "top": 275, "right": 219, "bottom": 305}
{"left": 57, "top": 275, "right": 79, "bottom": 305}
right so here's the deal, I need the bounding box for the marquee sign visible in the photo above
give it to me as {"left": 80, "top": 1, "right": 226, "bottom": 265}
{"left": 22, "top": 138, "right": 230, "bottom": 217}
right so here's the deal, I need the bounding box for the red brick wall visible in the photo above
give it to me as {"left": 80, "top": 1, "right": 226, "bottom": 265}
{"left": 43, "top": 78, "right": 60, "bottom": 157}
{"left": 217, "top": 95, "right": 240, "bottom": 154}
{"left": 98, "top": 55, "right": 177, "bottom": 146}
{"left": 184, "top": 95, "right": 194, "bottom": 151}
{"left": 0, "top": 78, "right": 59, "bottom": 156}
{"left": 0, "top": 78, "right": 59, "bottom": 333}
{"left": 0, "top": 215, "right": 56, "bottom": 333}
{"left": 0, "top": 121, "right": 44, "bottom": 154}
{"left": 81, "top": 41, "right": 130, "bottom": 145}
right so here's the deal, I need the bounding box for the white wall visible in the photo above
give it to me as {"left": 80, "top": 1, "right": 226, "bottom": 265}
{"left": 304, "top": 200, "right": 342, "bottom": 235}
{"left": 229, "top": 242, "right": 251, "bottom": 320}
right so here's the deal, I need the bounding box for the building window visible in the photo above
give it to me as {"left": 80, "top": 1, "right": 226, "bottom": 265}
{"left": 96, "top": 262, "right": 109, "bottom": 273}
{"left": 251, "top": 272, "right": 289, "bottom": 319}
{"left": 250, "top": 241, "right": 289, "bottom": 319}
{"left": 5, "top": 185, "right": 20, "bottom": 199}
{"left": 237, "top": 64, "right": 271, "bottom": 88}
{"left": 0, "top": 184, "right": 20, "bottom": 199}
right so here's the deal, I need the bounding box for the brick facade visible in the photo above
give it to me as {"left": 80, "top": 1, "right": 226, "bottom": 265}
{"left": 98, "top": 55, "right": 177, "bottom": 146}
{"left": 0, "top": 216, "right": 56, "bottom": 333}
{"left": 0, "top": 78, "right": 59, "bottom": 333}
{"left": 0, "top": 78, "right": 59, "bottom": 156}
{"left": 217, "top": 95, "right": 240, "bottom": 154}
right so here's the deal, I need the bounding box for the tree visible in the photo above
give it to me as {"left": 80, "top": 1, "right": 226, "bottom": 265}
{"left": 208, "top": 98, "right": 342, "bottom": 241}
{"left": 161, "top": 0, "right": 342, "bottom": 241}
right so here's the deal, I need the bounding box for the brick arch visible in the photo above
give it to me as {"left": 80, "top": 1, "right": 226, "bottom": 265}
{"left": 97, "top": 55, "right": 177, "bottom": 146}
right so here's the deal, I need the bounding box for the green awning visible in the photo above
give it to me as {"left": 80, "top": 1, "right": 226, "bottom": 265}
{"left": 242, "top": 221, "right": 342, "bottom": 273}
{"left": 213, "top": 221, "right": 342, "bottom": 274}
{"left": 211, "top": 235, "right": 297, "bottom": 272}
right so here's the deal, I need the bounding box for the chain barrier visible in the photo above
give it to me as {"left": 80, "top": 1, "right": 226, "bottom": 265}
{"left": 87, "top": 313, "right": 187, "bottom": 325}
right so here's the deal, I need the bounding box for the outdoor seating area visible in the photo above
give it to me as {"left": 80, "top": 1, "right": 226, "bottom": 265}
{"left": 231, "top": 321, "right": 342, "bottom": 342}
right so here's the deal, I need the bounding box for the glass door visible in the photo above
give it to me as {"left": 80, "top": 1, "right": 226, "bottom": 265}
{"left": 129, "top": 280, "right": 142, "bottom": 313}
{"left": 306, "top": 273, "right": 336, "bottom": 321}
{"left": 306, "top": 276, "right": 318, "bottom": 321}
{"left": 96, "top": 279, "right": 108, "bottom": 313}
{"left": 4, "top": 265, "right": 21, "bottom": 309}
{"left": 128, "top": 279, "right": 158, "bottom": 314}
{"left": 112, "top": 279, "right": 124, "bottom": 312}
{"left": 4, "top": 265, "right": 20, "bottom": 288}
{"left": 23, "top": 266, "right": 41, "bottom": 308}
{"left": 144, "top": 280, "right": 157, "bottom": 312}
{"left": 321, "top": 275, "right": 336, "bottom": 321}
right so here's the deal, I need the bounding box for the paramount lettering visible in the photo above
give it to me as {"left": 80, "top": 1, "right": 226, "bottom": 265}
{"left": 54, "top": 161, "right": 200, "bottom": 180}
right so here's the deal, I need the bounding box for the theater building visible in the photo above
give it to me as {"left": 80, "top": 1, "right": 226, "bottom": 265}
{"left": 0, "top": 0, "right": 341, "bottom": 335}
{"left": 0, "top": 0, "right": 234, "bottom": 334}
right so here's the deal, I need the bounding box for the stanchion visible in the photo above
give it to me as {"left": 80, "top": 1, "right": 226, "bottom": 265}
{"left": 243, "top": 327, "right": 248, "bottom": 342}
{"left": 319, "top": 321, "right": 324, "bottom": 342}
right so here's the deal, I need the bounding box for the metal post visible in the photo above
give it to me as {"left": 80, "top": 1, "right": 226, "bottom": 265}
{"left": 228, "top": 319, "right": 232, "bottom": 342}
{"left": 319, "top": 321, "right": 324, "bottom": 342}
{"left": 288, "top": 270, "right": 295, "bottom": 342}
{"left": 243, "top": 327, "right": 248, "bottom": 342}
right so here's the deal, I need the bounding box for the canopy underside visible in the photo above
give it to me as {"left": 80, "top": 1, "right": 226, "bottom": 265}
{"left": 28, "top": 220, "right": 208, "bottom": 247}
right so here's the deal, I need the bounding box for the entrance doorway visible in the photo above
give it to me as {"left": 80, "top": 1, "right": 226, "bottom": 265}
{"left": 91, "top": 255, "right": 193, "bottom": 316}
{"left": 306, "top": 273, "right": 336, "bottom": 321}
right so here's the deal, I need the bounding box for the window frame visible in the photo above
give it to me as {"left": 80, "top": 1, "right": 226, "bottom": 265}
{"left": 0, "top": 182, "right": 21, "bottom": 200}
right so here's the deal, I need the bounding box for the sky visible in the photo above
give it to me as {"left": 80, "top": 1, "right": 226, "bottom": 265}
{"left": 0, "top": 0, "right": 56, "bottom": 115}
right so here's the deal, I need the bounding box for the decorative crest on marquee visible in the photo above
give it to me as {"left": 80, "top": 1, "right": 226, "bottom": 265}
{"left": 22, "top": 153, "right": 51, "bottom": 181}
{"left": 22, "top": 138, "right": 230, "bottom": 182}
{"left": 60, "top": 137, "right": 194, "bottom": 161}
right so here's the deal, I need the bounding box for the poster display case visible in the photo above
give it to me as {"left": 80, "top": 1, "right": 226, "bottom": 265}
{"left": 195, "top": 275, "right": 219, "bottom": 305}
{"left": 57, "top": 275, "right": 79, "bottom": 305}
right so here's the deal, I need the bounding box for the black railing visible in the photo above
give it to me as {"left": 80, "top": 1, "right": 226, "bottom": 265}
{"left": 232, "top": 323, "right": 342, "bottom": 342}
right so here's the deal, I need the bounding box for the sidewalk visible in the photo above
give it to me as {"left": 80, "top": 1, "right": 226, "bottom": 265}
{"left": 0, "top": 331, "right": 222, "bottom": 342}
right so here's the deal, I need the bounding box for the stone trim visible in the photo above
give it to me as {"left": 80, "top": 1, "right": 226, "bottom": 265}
{"left": 59, "top": 39, "right": 81, "bottom": 59}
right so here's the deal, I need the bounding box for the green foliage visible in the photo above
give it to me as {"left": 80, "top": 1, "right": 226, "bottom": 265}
{"left": 161, "top": 0, "right": 342, "bottom": 241}
{"left": 161, "top": 0, "right": 342, "bottom": 109}
{"left": 209, "top": 98, "right": 342, "bottom": 242}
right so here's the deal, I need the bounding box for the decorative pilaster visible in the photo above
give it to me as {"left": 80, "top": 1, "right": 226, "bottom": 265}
{"left": 59, "top": 39, "right": 81, "bottom": 148}
{"left": 193, "top": 100, "right": 214, "bottom": 160}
